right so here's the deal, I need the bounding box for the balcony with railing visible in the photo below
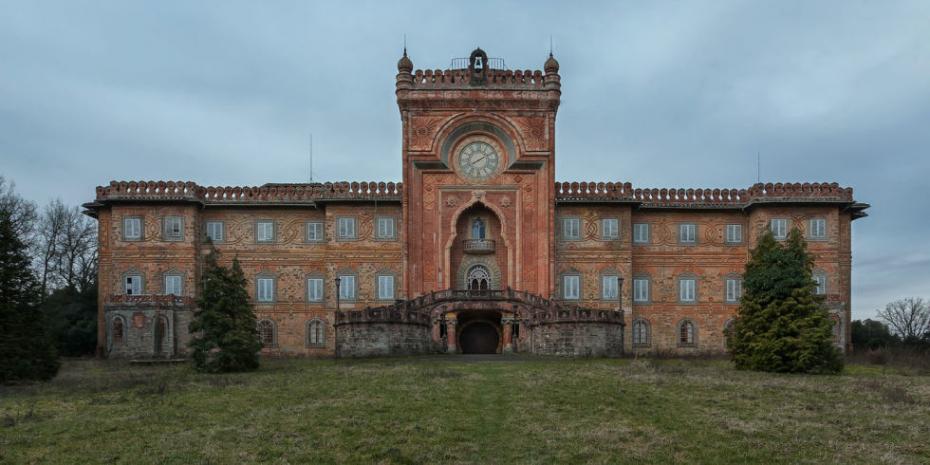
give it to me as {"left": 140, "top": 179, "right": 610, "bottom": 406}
{"left": 463, "top": 239, "right": 495, "bottom": 254}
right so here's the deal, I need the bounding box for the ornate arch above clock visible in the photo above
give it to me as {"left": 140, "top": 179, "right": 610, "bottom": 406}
{"left": 439, "top": 121, "right": 517, "bottom": 170}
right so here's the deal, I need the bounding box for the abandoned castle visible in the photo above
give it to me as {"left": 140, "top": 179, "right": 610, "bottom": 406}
{"left": 83, "top": 48, "right": 868, "bottom": 359}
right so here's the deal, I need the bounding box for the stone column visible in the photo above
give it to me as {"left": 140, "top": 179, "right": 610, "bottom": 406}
{"left": 502, "top": 317, "right": 514, "bottom": 353}
{"left": 431, "top": 318, "right": 442, "bottom": 344}
{"left": 445, "top": 317, "right": 458, "bottom": 353}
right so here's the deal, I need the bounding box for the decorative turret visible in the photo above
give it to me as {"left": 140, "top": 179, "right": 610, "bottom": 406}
{"left": 544, "top": 53, "right": 559, "bottom": 74}
{"left": 396, "top": 48, "right": 414, "bottom": 90}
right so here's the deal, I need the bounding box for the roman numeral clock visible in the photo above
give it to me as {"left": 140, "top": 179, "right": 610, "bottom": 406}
{"left": 456, "top": 140, "right": 501, "bottom": 181}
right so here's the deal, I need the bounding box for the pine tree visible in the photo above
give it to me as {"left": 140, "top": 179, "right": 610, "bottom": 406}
{"left": 0, "top": 212, "right": 60, "bottom": 383}
{"left": 189, "top": 245, "right": 261, "bottom": 373}
{"left": 728, "top": 228, "right": 843, "bottom": 374}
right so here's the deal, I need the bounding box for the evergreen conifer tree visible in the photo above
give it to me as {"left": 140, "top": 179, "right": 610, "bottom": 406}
{"left": 189, "top": 245, "right": 261, "bottom": 373}
{"left": 0, "top": 212, "right": 60, "bottom": 383}
{"left": 728, "top": 228, "right": 843, "bottom": 373}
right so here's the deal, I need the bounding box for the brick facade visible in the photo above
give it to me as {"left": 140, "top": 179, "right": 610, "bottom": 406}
{"left": 84, "top": 49, "right": 867, "bottom": 359}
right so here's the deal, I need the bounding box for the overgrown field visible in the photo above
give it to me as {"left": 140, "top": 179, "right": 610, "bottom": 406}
{"left": 1, "top": 356, "right": 928, "bottom": 464}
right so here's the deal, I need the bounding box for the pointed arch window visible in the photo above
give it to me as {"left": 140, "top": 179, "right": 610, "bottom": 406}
{"left": 472, "top": 218, "right": 486, "bottom": 239}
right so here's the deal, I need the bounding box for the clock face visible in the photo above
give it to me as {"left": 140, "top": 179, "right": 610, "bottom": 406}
{"left": 457, "top": 141, "right": 500, "bottom": 181}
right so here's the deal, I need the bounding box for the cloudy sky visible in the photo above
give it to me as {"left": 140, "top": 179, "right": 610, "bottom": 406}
{"left": 2, "top": 1, "right": 928, "bottom": 319}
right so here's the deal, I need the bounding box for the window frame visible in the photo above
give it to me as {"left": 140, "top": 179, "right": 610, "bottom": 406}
{"left": 337, "top": 273, "right": 357, "bottom": 301}
{"left": 122, "top": 216, "right": 143, "bottom": 241}
{"left": 306, "top": 276, "right": 324, "bottom": 303}
{"left": 162, "top": 216, "right": 184, "bottom": 241}
{"left": 306, "top": 319, "right": 326, "bottom": 348}
{"left": 123, "top": 273, "right": 144, "bottom": 296}
{"left": 724, "top": 276, "right": 742, "bottom": 304}
{"left": 813, "top": 272, "right": 827, "bottom": 295}
{"left": 770, "top": 218, "right": 788, "bottom": 240}
{"left": 256, "top": 276, "right": 276, "bottom": 303}
{"left": 164, "top": 273, "right": 183, "bottom": 296}
{"left": 601, "top": 218, "right": 620, "bottom": 241}
{"left": 336, "top": 217, "right": 358, "bottom": 241}
{"left": 725, "top": 224, "right": 743, "bottom": 244}
{"left": 600, "top": 274, "right": 619, "bottom": 300}
{"left": 678, "top": 276, "right": 697, "bottom": 303}
{"left": 257, "top": 319, "right": 276, "bottom": 348}
{"left": 633, "top": 277, "right": 651, "bottom": 303}
{"left": 808, "top": 218, "right": 827, "bottom": 240}
{"left": 306, "top": 221, "right": 325, "bottom": 243}
{"left": 560, "top": 217, "right": 581, "bottom": 241}
{"left": 111, "top": 316, "right": 126, "bottom": 346}
{"left": 633, "top": 223, "right": 650, "bottom": 245}
{"left": 375, "top": 216, "right": 397, "bottom": 241}
{"left": 678, "top": 320, "right": 698, "bottom": 347}
{"left": 205, "top": 221, "right": 225, "bottom": 243}
{"left": 256, "top": 220, "right": 276, "bottom": 243}
{"left": 562, "top": 273, "right": 581, "bottom": 300}
{"left": 679, "top": 223, "right": 697, "bottom": 245}
{"left": 376, "top": 274, "right": 396, "bottom": 300}
{"left": 632, "top": 319, "right": 651, "bottom": 347}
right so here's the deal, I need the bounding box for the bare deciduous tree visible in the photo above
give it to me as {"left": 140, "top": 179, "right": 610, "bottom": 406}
{"left": 0, "top": 176, "right": 37, "bottom": 243}
{"left": 877, "top": 298, "right": 930, "bottom": 341}
{"left": 34, "top": 199, "right": 98, "bottom": 297}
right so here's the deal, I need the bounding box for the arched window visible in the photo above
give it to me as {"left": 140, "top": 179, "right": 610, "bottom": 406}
{"left": 472, "top": 218, "right": 486, "bottom": 239}
{"left": 679, "top": 320, "right": 696, "bottom": 346}
{"left": 257, "top": 320, "right": 275, "bottom": 348}
{"left": 467, "top": 265, "right": 491, "bottom": 291}
{"left": 154, "top": 316, "right": 169, "bottom": 356}
{"left": 832, "top": 317, "right": 841, "bottom": 344}
{"left": 112, "top": 317, "right": 125, "bottom": 345}
{"left": 307, "top": 319, "right": 326, "bottom": 347}
{"left": 723, "top": 319, "right": 735, "bottom": 349}
{"left": 632, "top": 319, "right": 650, "bottom": 347}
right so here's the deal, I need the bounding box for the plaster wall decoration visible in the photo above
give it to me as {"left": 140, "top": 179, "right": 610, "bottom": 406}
{"left": 510, "top": 116, "right": 548, "bottom": 151}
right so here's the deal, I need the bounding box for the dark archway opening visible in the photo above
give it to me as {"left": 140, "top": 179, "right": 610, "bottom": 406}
{"left": 459, "top": 321, "right": 500, "bottom": 354}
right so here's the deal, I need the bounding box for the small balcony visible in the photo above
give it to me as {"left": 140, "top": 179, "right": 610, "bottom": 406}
{"left": 463, "top": 239, "right": 495, "bottom": 254}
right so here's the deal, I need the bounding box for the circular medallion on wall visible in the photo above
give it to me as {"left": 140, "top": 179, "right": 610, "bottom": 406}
{"left": 455, "top": 137, "right": 503, "bottom": 182}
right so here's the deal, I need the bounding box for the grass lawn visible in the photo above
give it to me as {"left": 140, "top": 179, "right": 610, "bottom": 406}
{"left": 1, "top": 356, "right": 929, "bottom": 465}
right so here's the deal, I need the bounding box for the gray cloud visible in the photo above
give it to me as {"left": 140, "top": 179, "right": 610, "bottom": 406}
{"left": 1, "top": 0, "right": 928, "bottom": 319}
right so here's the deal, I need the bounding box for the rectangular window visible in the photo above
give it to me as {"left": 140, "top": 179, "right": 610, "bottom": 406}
{"left": 633, "top": 223, "right": 650, "bottom": 244}
{"left": 561, "top": 218, "right": 581, "bottom": 240}
{"left": 257, "top": 277, "right": 275, "bottom": 302}
{"left": 809, "top": 218, "right": 826, "bottom": 239}
{"left": 814, "top": 274, "right": 827, "bottom": 295}
{"left": 338, "top": 275, "right": 356, "bottom": 300}
{"left": 601, "top": 218, "right": 619, "bottom": 240}
{"left": 306, "top": 222, "right": 325, "bottom": 242}
{"left": 337, "top": 217, "right": 357, "bottom": 240}
{"left": 601, "top": 275, "right": 618, "bottom": 300}
{"left": 307, "top": 278, "right": 324, "bottom": 302}
{"left": 256, "top": 221, "right": 275, "bottom": 243}
{"left": 377, "top": 275, "right": 395, "bottom": 300}
{"left": 633, "top": 278, "right": 650, "bottom": 303}
{"left": 770, "top": 218, "right": 788, "bottom": 240}
{"left": 205, "top": 221, "right": 224, "bottom": 243}
{"left": 725, "top": 224, "right": 743, "bottom": 244}
{"left": 163, "top": 216, "right": 183, "bottom": 240}
{"left": 124, "top": 275, "right": 142, "bottom": 295}
{"left": 376, "top": 217, "right": 396, "bottom": 240}
{"left": 562, "top": 275, "right": 580, "bottom": 300}
{"left": 123, "top": 217, "right": 142, "bottom": 241}
{"left": 725, "top": 278, "right": 742, "bottom": 303}
{"left": 679, "top": 224, "right": 697, "bottom": 244}
{"left": 164, "top": 275, "right": 183, "bottom": 296}
{"left": 679, "top": 278, "right": 696, "bottom": 303}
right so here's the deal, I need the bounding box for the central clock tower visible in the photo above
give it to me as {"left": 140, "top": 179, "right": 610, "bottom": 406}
{"left": 395, "top": 48, "right": 562, "bottom": 298}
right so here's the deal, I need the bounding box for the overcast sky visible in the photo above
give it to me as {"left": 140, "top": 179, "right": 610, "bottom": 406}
{"left": 2, "top": 1, "right": 928, "bottom": 319}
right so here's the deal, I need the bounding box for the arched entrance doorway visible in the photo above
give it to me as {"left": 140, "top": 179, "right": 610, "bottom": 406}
{"left": 459, "top": 321, "right": 499, "bottom": 354}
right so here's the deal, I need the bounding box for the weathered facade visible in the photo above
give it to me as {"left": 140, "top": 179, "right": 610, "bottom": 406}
{"left": 84, "top": 48, "right": 868, "bottom": 359}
